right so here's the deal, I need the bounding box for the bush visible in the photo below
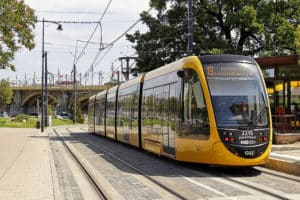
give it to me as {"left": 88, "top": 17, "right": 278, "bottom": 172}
{"left": 14, "top": 114, "right": 29, "bottom": 122}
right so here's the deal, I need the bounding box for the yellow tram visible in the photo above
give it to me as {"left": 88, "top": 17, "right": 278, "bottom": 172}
{"left": 88, "top": 55, "right": 272, "bottom": 166}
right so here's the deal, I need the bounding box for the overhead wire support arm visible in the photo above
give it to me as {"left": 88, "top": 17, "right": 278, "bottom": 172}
{"left": 38, "top": 20, "right": 100, "bottom": 24}
{"left": 118, "top": 56, "right": 137, "bottom": 81}
{"left": 90, "top": 7, "right": 153, "bottom": 69}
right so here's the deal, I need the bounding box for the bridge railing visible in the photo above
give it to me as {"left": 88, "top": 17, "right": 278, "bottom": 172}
{"left": 11, "top": 84, "right": 112, "bottom": 91}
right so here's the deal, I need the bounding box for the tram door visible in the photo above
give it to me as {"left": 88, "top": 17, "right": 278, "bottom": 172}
{"left": 162, "top": 84, "right": 176, "bottom": 156}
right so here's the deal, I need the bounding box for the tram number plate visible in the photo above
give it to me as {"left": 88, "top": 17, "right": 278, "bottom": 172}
{"left": 244, "top": 150, "right": 255, "bottom": 157}
{"left": 240, "top": 140, "right": 256, "bottom": 145}
{"left": 239, "top": 130, "right": 256, "bottom": 140}
{"left": 241, "top": 130, "right": 254, "bottom": 136}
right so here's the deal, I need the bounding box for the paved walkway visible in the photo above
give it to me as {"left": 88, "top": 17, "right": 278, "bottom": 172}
{"left": 271, "top": 141, "right": 300, "bottom": 158}
{"left": 0, "top": 128, "right": 54, "bottom": 200}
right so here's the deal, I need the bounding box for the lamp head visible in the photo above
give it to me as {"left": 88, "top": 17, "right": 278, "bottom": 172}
{"left": 57, "top": 24, "right": 63, "bottom": 31}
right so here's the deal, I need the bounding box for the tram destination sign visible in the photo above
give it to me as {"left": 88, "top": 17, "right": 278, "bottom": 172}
{"left": 204, "top": 64, "right": 254, "bottom": 77}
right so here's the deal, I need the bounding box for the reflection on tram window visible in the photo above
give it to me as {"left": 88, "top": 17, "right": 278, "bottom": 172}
{"left": 182, "top": 69, "right": 209, "bottom": 139}
{"left": 142, "top": 72, "right": 181, "bottom": 137}
{"left": 106, "top": 94, "right": 116, "bottom": 127}
{"left": 117, "top": 86, "right": 139, "bottom": 130}
{"left": 214, "top": 96, "right": 251, "bottom": 125}
{"left": 210, "top": 80, "right": 268, "bottom": 127}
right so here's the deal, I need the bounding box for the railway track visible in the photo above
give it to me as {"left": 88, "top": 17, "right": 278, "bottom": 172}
{"left": 62, "top": 127, "right": 185, "bottom": 199}
{"left": 51, "top": 126, "right": 300, "bottom": 199}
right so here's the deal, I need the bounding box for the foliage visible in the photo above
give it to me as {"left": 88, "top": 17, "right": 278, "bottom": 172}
{"left": 0, "top": 0, "right": 37, "bottom": 71}
{"left": 0, "top": 116, "right": 74, "bottom": 128}
{"left": 13, "top": 114, "right": 29, "bottom": 122}
{"left": 127, "top": 0, "right": 300, "bottom": 72}
{"left": 68, "top": 97, "right": 84, "bottom": 123}
{"left": 296, "top": 25, "right": 300, "bottom": 56}
{"left": 48, "top": 104, "right": 54, "bottom": 117}
{"left": 0, "top": 79, "right": 13, "bottom": 108}
{"left": 0, "top": 117, "right": 36, "bottom": 128}
{"left": 76, "top": 102, "right": 84, "bottom": 123}
{"left": 0, "top": 118, "right": 8, "bottom": 123}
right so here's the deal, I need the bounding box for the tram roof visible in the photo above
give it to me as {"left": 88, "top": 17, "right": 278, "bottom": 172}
{"left": 143, "top": 58, "right": 185, "bottom": 81}
{"left": 119, "top": 75, "right": 144, "bottom": 90}
{"left": 96, "top": 90, "right": 107, "bottom": 100}
{"left": 199, "top": 54, "right": 255, "bottom": 64}
{"left": 89, "top": 94, "right": 96, "bottom": 101}
{"left": 107, "top": 85, "right": 119, "bottom": 94}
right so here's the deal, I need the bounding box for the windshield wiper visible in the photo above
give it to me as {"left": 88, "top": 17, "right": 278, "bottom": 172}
{"left": 247, "top": 107, "right": 268, "bottom": 130}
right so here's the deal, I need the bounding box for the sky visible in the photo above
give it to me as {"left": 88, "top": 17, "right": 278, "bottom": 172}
{"left": 0, "top": 0, "right": 150, "bottom": 85}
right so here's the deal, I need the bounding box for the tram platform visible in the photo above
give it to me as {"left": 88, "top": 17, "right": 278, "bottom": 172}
{"left": 264, "top": 141, "right": 300, "bottom": 176}
{"left": 0, "top": 127, "right": 299, "bottom": 199}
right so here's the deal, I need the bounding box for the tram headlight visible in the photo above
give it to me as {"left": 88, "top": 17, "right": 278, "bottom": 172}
{"left": 258, "top": 136, "right": 268, "bottom": 143}
{"left": 230, "top": 137, "right": 235, "bottom": 143}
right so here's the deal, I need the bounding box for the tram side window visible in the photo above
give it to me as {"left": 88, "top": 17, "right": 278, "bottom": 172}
{"left": 117, "top": 95, "right": 123, "bottom": 127}
{"left": 95, "top": 100, "right": 100, "bottom": 125}
{"left": 106, "top": 96, "right": 115, "bottom": 127}
{"left": 100, "top": 98, "right": 106, "bottom": 125}
{"left": 122, "top": 94, "right": 131, "bottom": 128}
{"left": 131, "top": 92, "right": 138, "bottom": 127}
{"left": 88, "top": 101, "right": 95, "bottom": 124}
{"left": 118, "top": 87, "right": 139, "bottom": 129}
{"left": 182, "top": 69, "right": 209, "bottom": 138}
{"left": 142, "top": 89, "right": 154, "bottom": 131}
{"left": 154, "top": 86, "right": 163, "bottom": 122}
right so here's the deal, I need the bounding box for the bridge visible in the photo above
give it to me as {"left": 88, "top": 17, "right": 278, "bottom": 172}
{"left": 10, "top": 84, "right": 110, "bottom": 116}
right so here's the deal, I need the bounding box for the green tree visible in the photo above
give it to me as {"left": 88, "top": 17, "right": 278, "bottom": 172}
{"left": 296, "top": 25, "right": 300, "bottom": 55}
{"left": 75, "top": 102, "right": 84, "bottom": 123}
{"left": 0, "top": 0, "right": 37, "bottom": 71}
{"left": 127, "top": 0, "right": 300, "bottom": 72}
{"left": 68, "top": 98, "right": 84, "bottom": 123}
{"left": 0, "top": 79, "right": 13, "bottom": 108}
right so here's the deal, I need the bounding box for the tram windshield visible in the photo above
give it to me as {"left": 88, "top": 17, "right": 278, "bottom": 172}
{"left": 203, "top": 62, "right": 269, "bottom": 128}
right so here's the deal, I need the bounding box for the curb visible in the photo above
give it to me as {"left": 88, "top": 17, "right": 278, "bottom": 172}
{"left": 263, "top": 157, "right": 300, "bottom": 176}
{"left": 273, "top": 133, "right": 300, "bottom": 144}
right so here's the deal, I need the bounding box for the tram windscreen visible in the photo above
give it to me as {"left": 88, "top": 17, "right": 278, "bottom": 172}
{"left": 203, "top": 62, "right": 269, "bottom": 127}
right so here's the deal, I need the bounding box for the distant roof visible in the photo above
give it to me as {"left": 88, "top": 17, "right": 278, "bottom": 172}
{"left": 255, "top": 55, "right": 299, "bottom": 69}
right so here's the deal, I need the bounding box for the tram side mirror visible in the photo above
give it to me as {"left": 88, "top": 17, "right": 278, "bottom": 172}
{"left": 177, "top": 70, "right": 185, "bottom": 78}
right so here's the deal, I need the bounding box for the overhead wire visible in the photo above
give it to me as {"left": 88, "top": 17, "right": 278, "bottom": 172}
{"left": 94, "top": 45, "right": 114, "bottom": 67}
{"left": 76, "top": 0, "right": 112, "bottom": 63}
{"left": 36, "top": 10, "right": 104, "bottom": 15}
{"left": 90, "top": 7, "right": 153, "bottom": 71}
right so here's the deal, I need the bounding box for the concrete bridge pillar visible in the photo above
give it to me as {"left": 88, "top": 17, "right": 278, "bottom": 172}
{"left": 9, "top": 90, "right": 23, "bottom": 116}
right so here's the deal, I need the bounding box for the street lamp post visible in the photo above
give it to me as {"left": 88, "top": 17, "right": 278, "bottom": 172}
{"left": 45, "top": 51, "right": 48, "bottom": 126}
{"left": 72, "top": 41, "right": 79, "bottom": 124}
{"left": 73, "top": 63, "right": 77, "bottom": 124}
{"left": 41, "top": 18, "right": 62, "bottom": 132}
{"left": 41, "top": 18, "right": 45, "bottom": 132}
